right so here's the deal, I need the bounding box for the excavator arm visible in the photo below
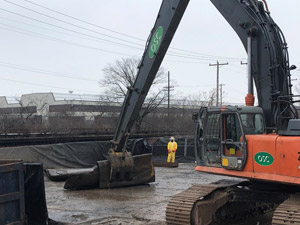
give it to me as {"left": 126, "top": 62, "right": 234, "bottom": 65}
{"left": 64, "top": 0, "right": 190, "bottom": 190}
{"left": 111, "top": 0, "right": 189, "bottom": 152}
{"left": 104, "top": 0, "right": 190, "bottom": 187}
{"left": 211, "top": 0, "right": 295, "bottom": 131}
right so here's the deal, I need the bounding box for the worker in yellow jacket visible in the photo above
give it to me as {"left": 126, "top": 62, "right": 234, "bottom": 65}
{"left": 167, "top": 136, "right": 177, "bottom": 163}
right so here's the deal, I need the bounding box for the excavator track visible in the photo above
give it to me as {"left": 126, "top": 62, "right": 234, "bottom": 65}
{"left": 166, "top": 182, "right": 234, "bottom": 225}
{"left": 166, "top": 180, "right": 289, "bottom": 225}
{"left": 272, "top": 193, "right": 300, "bottom": 225}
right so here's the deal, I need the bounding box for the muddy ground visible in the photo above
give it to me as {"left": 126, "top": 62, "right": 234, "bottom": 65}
{"left": 45, "top": 163, "right": 270, "bottom": 225}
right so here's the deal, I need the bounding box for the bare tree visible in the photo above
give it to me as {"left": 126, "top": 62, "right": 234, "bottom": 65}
{"left": 207, "top": 89, "right": 217, "bottom": 106}
{"left": 100, "top": 57, "right": 167, "bottom": 132}
{"left": 16, "top": 98, "right": 48, "bottom": 134}
{"left": 174, "top": 89, "right": 217, "bottom": 109}
{"left": 164, "top": 90, "right": 216, "bottom": 134}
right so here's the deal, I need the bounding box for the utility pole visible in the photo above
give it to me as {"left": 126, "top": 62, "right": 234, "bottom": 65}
{"left": 209, "top": 61, "right": 228, "bottom": 106}
{"left": 164, "top": 71, "right": 174, "bottom": 124}
{"left": 168, "top": 71, "right": 170, "bottom": 113}
{"left": 220, "top": 84, "right": 225, "bottom": 106}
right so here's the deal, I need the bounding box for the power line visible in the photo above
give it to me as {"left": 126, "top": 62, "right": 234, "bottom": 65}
{"left": 0, "top": 17, "right": 144, "bottom": 51}
{"left": 23, "top": 0, "right": 246, "bottom": 61}
{"left": 3, "top": 0, "right": 143, "bottom": 47}
{"left": 0, "top": 23, "right": 241, "bottom": 65}
{"left": 3, "top": 1, "right": 246, "bottom": 61}
{"left": 0, "top": 19, "right": 241, "bottom": 63}
{"left": 0, "top": 11, "right": 240, "bottom": 62}
{"left": 167, "top": 53, "right": 231, "bottom": 61}
{"left": 0, "top": 9, "right": 144, "bottom": 51}
{"left": 0, "top": 61, "right": 99, "bottom": 82}
{"left": 23, "top": 0, "right": 146, "bottom": 42}
{"left": 169, "top": 47, "right": 245, "bottom": 61}
{"left": 209, "top": 61, "right": 229, "bottom": 106}
{"left": 0, "top": 21, "right": 228, "bottom": 65}
{"left": 0, "top": 77, "right": 100, "bottom": 94}
{"left": 0, "top": 25, "right": 133, "bottom": 57}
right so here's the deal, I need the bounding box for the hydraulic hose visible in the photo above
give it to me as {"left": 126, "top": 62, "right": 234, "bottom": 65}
{"left": 261, "top": 0, "right": 270, "bottom": 14}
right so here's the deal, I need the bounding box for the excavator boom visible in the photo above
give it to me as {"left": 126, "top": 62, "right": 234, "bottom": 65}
{"left": 97, "top": 0, "right": 190, "bottom": 188}
{"left": 64, "top": 0, "right": 190, "bottom": 190}
{"left": 211, "top": 0, "right": 294, "bottom": 131}
{"left": 112, "top": 0, "right": 190, "bottom": 151}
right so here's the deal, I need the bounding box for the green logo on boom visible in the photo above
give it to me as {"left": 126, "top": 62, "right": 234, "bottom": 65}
{"left": 149, "top": 26, "right": 163, "bottom": 58}
{"left": 254, "top": 152, "right": 274, "bottom": 166}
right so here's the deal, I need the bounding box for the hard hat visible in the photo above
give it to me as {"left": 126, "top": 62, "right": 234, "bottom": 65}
{"left": 170, "top": 136, "right": 175, "bottom": 141}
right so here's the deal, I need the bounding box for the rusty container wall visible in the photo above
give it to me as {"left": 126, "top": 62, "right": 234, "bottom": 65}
{"left": 0, "top": 160, "right": 25, "bottom": 225}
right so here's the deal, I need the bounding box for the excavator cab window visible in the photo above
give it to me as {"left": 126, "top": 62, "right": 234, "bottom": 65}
{"left": 202, "top": 113, "right": 221, "bottom": 166}
{"left": 240, "top": 113, "right": 264, "bottom": 134}
{"left": 221, "top": 113, "right": 247, "bottom": 170}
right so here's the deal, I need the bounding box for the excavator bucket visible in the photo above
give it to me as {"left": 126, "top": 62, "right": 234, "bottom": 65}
{"left": 108, "top": 151, "right": 134, "bottom": 182}
{"left": 98, "top": 153, "right": 155, "bottom": 189}
{"left": 63, "top": 153, "right": 155, "bottom": 190}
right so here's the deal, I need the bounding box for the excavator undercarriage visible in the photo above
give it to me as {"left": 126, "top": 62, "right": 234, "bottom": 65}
{"left": 272, "top": 193, "right": 300, "bottom": 225}
{"left": 166, "top": 180, "right": 300, "bottom": 225}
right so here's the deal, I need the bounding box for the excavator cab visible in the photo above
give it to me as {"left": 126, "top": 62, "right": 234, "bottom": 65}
{"left": 194, "top": 106, "right": 265, "bottom": 171}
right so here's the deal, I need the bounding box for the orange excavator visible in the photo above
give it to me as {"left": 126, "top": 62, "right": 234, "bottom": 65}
{"left": 161, "top": 0, "right": 300, "bottom": 224}
{"left": 65, "top": 0, "right": 300, "bottom": 223}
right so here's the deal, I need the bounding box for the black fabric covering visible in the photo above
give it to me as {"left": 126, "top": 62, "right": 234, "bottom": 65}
{"left": 128, "top": 139, "right": 152, "bottom": 155}
{"left": 0, "top": 139, "right": 150, "bottom": 169}
{"left": 24, "top": 163, "right": 48, "bottom": 225}
{"left": 0, "top": 141, "right": 109, "bottom": 169}
{"left": 0, "top": 138, "right": 195, "bottom": 170}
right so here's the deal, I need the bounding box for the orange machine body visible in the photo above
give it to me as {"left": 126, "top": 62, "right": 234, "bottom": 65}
{"left": 195, "top": 134, "right": 300, "bottom": 185}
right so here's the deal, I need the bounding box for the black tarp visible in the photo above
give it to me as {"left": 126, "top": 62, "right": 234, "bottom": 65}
{"left": 0, "top": 142, "right": 107, "bottom": 169}
{"left": 0, "top": 137, "right": 195, "bottom": 185}
{"left": 0, "top": 137, "right": 195, "bottom": 170}
{"left": 0, "top": 139, "right": 152, "bottom": 169}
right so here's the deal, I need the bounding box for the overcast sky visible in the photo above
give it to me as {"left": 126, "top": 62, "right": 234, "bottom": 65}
{"left": 0, "top": 0, "right": 299, "bottom": 104}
